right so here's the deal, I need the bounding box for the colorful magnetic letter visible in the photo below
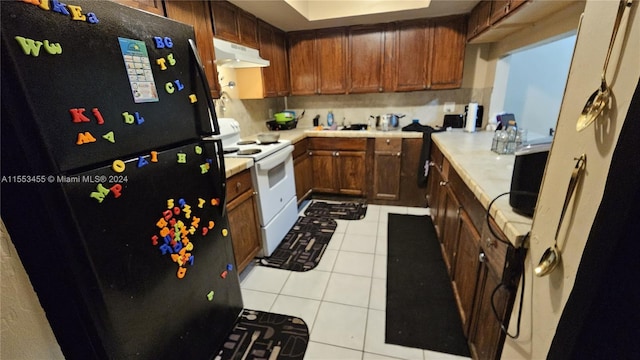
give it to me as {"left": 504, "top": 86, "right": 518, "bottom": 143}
{"left": 110, "top": 184, "right": 123, "bottom": 198}
{"left": 102, "top": 131, "right": 115, "bottom": 143}
{"left": 70, "top": 108, "right": 90, "bottom": 123}
{"left": 89, "top": 183, "right": 110, "bottom": 203}
{"left": 112, "top": 160, "right": 126, "bottom": 173}
{"left": 150, "top": 151, "right": 158, "bottom": 162}
{"left": 14, "top": 36, "right": 42, "bottom": 56}
{"left": 189, "top": 94, "right": 197, "bottom": 103}
{"left": 194, "top": 146, "right": 202, "bottom": 154}
{"left": 76, "top": 132, "right": 96, "bottom": 145}
{"left": 137, "top": 156, "right": 149, "bottom": 168}
{"left": 177, "top": 153, "right": 187, "bottom": 163}
{"left": 92, "top": 108, "right": 105, "bottom": 124}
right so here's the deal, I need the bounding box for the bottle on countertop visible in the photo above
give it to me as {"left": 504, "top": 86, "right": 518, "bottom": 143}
{"left": 327, "top": 110, "right": 334, "bottom": 127}
{"left": 505, "top": 120, "right": 518, "bottom": 154}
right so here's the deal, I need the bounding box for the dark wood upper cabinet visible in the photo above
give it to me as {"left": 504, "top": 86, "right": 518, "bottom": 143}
{"left": 210, "top": 1, "right": 258, "bottom": 48}
{"left": 430, "top": 16, "right": 466, "bottom": 89}
{"left": 316, "top": 28, "right": 348, "bottom": 95}
{"left": 111, "top": 0, "right": 164, "bottom": 16}
{"left": 164, "top": 0, "right": 221, "bottom": 98}
{"left": 210, "top": 1, "right": 239, "bottom": 43}
{"left": 490, "top": 0, "right": 511, "bottom": 24}
{"left": 467, "top": 0, "right": 492, "bottom": 39}
{"left": 237, "top": 9, "right": 259, "bottom": 49}
{"left": 394, "top": 19, "right": 431, "bottom": 92}
{"left": 272, "top": 28, "right": 291, "bottom": 96}
{"left": 288, "top": 30, "right": 318, "bottom": 95}
{"left": 348, "top": 24, "right": 385, "bottom": 93}
{"left": 257, "top": 20, "right": 277, "bottom": 97}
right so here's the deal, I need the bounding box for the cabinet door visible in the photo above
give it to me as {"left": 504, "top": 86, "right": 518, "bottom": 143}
{"left": 348, "top": 25, "right": 385, "bottom": 93}
{"left": 469, "top": 257, "right": 512, "bottom": 360}
{"left": 336, "top": 151, "right": 366, "bottom": 195}
{"left": 237, "top": 8, "right": 258, "bottom": 48}
{"left": 310, "top": 150, "right": 338, "bottom": 193}
{"left": 111, "top": 0, "right": 164, "bottom": 15}
{"left": 273, "top": 28, "right": 291, "bottom": 96}
{"left": 430, "top": 16, "right": 466, "bottom": 89}
{"left": 294, "top": 142, "right": 313, "bottom": 201}
{"left": 442, "top": 186, "right": 461, "bottom": 274}
{"left": 394, "top": 19, "right": 430, "bottom": 91}
{"left": 316, "top": 28, "right": 348, "bottom": 94}
{"left": 373, "top": 152, "right": 401, "bottom": 200}
{"left": 373, "top": 138, "right": 402, "bottom": 200}
{"left": 210, "top": 0, "right": 240, "bottom": 43}
{"left": 490, "top": 0, "right": 511, "bottom": 24}
{"left": 452, "top": 210, "right": 481, "bottom": 336}
{"left": 164, "top": 0, "right": 221, "bottom": 99}
{"left": 467, "top": 0, "right": 492, "bottom": 39}
{"left": 399, "top": 138, "right": 428, "bottom": 207}
{"left": 288, "top": 31, "right": 317, "bottom": 95}
{"left": 258, "top": 20, "right": 277, "bottom": 97}
{"left": 227, "top": 190, "right": 261, "bottom": 273}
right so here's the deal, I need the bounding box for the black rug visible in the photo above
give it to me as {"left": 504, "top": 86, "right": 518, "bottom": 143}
{"left": 215, "top": 309, "right": 309, "bottom": 360}
{"left": 386, "top": 214, "right": 470, "bottom": 357}
{"left": 260, "top": 216, "right": 336, "bottom": 271}
{"left": 304, "top": 201, "right": 367, "bottom": 220}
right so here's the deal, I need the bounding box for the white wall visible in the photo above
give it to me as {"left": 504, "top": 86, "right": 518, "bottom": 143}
{"left": 500, "top": 35, "right": 576, "bottom": 136}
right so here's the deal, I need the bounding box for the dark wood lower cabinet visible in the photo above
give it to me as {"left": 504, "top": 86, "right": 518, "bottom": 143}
{"left": 468, "top": 257, "right": 513, "bottom": 360}
{"left": 293, "top": 139, "right": 313, "bottom": 201}
{"left": 426, "top": 140, "right": 523, "bottom": 360}
{"left": 226, "top": 170, "right": 261, "bottom": 273}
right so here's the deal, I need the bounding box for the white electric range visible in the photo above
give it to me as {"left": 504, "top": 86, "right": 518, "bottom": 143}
{"left": 217, "top": 118, "right": 298, "bottom": 257}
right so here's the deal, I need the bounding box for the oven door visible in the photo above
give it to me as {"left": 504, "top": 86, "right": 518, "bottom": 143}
{"left": 251, "top": 145, "right": 297, "bottom": 226}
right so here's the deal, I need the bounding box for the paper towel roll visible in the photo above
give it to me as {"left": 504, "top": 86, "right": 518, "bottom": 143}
{"left": 465, "top": 102, "right": 478, "bottom": 133}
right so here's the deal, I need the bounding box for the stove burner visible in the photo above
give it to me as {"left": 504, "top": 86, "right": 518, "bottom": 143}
{"left": 237, "top": 140, "right": 257, "bottom": 145}
{"left": 223, "top": 147, "right": 239, "bottom": 154}
{"left": 258, "top": 141, "right": 281, "bottom": 145}
{"left": 237, "top": 149, "right": 262, "bottom": 155}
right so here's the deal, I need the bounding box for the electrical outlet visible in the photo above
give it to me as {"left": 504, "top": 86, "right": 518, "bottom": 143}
{"left": 444, "top": 102, "right": 456, "bottom": 113}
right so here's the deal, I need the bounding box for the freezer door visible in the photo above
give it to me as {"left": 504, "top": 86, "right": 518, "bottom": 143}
{"left": 0, "top": 0, "right": 218, "bottom": 173}
{"left": 59, "top": 141, "right": 241, "bottom": 359}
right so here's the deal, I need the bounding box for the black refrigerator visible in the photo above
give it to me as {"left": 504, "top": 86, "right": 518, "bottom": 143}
{"left": 1, "top": 1, "right": 243, "bottom": 359}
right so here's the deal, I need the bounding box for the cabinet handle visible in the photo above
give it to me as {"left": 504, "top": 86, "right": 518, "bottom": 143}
{"left": 439, "top": 180, "right": 448, "bottom": 186}
{"left": 378, "top": 87, "right": 383, "bottom": 92}
{"left": 308, "top": 151, "right": 313, "bottom": 156}
{"left": 386, "top": 139, "right": 391, "bottom": 144}
{"left": 486, "top": 237, "right": 496, "bottom": 248}
{"left": 428, "top": 161, "right": 436, "bottom": 167}
{"left": 396, "top": 152, "right": 401, "bottom": 157}
{"left": 479, "top": 252, "right": 487, "bottom": 263}
{"left": 335, "top": 151, "right": 340, "bottom": 157}
{"left": 236, "top": 182, "right": 242, "bottom": 190}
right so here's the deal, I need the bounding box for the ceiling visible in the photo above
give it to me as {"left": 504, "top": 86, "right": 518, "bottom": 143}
{"left": 228, "top": 0, "right": 481, "bottom": 32}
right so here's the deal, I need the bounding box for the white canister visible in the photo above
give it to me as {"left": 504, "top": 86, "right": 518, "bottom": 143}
{"left": 465, "top": 102, "right": 478, "bottom": 133}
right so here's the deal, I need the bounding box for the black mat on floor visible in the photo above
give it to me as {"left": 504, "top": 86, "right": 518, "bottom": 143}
{"left": 386, "top": 214, "right": 471, "bottom": 357}
{"left": 215, "top": 309, "right": 309, "bottom": 360}
{"left": 260, "top": 216, "right": 336, "bottom": 271}
{"left": 304, "top": 201, "right": 367, "bottom": 220}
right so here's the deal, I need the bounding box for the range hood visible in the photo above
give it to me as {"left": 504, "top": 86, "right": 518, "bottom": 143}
{"left": 213, "top": 38, "right": 269, "bottom": 68}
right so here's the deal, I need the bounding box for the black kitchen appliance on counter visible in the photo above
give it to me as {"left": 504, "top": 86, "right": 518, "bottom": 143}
{"left": 510, "top": 137, "right": 554, "bottom": 217}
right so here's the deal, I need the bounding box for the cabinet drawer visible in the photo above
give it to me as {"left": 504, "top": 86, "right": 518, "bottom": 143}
{"left": 375, "top": 138, "right": 402, "bottom": 152}
{"left": 226, "top": 170, "right": 253, "bottom": 203}
{"left": 448, "top": 166, "right": 486, "bottom": 233}
{"left": 309, "top": 137, "right": 367, "bottom": 151}
{"left": 480, "top": 217, "right": 511, "bottom": 281}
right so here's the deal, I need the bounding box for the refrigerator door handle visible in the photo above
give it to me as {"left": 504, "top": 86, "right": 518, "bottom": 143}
{"left": 215, "top": 140, "right": 228, "bottom": 215}
{"left": 188, "top": 38, "right": 219, "bottom": 135}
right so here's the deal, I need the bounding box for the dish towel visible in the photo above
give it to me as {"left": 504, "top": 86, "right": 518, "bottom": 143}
{"left": 401, "top": 123, "right": 444, "bottom": 187}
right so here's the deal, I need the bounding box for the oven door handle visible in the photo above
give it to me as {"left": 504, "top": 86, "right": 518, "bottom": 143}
{"left": 256, "top": 145, "right": 294, "bottom": 172}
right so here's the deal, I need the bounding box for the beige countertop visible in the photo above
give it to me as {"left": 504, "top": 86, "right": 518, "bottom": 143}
{"left": 432, "top": 130, "right": 533, "bottom": 247}
{"left": 224, "top": 157, "right": 253, "bottom": 179}
{"left": 256, "top": 126, "right": 423, "bottom": 144}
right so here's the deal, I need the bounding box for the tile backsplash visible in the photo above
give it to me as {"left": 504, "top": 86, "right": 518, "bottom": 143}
{"left": 215, "top": 66, "right": 491, "bottom": 136}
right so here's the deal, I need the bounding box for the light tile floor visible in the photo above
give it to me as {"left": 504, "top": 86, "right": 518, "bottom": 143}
{"left": 239, "top": 203, "right": 471, "bottom": 360}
